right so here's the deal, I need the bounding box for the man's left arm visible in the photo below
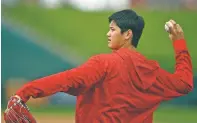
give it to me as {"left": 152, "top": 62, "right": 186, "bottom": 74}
{"left": 15, "top": 55, "right": 107, "bottom": 103}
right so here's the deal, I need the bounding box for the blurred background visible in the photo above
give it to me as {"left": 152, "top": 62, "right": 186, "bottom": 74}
{"left": 1, "top": 0, "right": 197, "bottom": 123}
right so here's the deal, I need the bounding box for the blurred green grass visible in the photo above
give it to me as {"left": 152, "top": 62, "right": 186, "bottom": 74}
{"left": 154, "top": 106, "right": 197, "bottom": 123}
{"left": 29, "top": 106, "right": 197, "bottom": 123}
{"left": 2, "top": 105, "right": 197, "bottom": 123}
{"left": 2, "top": 5, "right": 197, "bottom": 71}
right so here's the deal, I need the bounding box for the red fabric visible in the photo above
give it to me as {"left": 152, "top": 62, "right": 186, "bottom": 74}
{"left": 16, "top": 39, "right": 193, "bottom": 123}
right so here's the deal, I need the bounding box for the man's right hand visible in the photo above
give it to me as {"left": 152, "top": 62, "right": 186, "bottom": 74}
{"left": 167, "top": 19, "right": 185, "bottom": 41}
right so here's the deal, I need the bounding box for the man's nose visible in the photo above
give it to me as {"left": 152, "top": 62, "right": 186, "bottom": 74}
{"left": 106, "top": 31, "right": 110, "bottom": 37}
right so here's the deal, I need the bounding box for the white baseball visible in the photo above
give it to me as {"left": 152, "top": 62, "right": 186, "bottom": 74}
{"left": 165, "top": 21, "right": 173, "bottom": 32}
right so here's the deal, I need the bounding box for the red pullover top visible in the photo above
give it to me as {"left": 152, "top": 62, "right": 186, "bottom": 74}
{"left": 16, "top": 39, "right": 193, "bottom": 123}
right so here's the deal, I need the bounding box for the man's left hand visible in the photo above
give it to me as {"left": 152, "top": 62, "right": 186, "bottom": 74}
{"left": 4, "top": 95, "right": 36, "bottom": 123}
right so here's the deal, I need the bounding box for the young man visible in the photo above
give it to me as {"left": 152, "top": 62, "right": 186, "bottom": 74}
{"left": 4, "top": 9, "right": 193, "bottom": 123}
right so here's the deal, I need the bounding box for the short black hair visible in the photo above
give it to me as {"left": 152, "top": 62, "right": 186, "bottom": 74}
{"left": 108, "top": 9, "right": 145, "bottom": 48}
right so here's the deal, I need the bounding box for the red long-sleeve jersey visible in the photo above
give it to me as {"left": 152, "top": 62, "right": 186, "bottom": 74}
{"left": 16, "top": 39, "right": 193, "bottom": 123}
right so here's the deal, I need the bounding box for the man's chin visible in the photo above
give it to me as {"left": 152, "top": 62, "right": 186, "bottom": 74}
{"left": 108, "top": 44, "right": 112, "bottom": 49}
{"left": 107, "top": 45, "right": 116, "bottom": 51}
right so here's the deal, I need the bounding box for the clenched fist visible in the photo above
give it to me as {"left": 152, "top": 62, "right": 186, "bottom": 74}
{"left": 166, "top": 19, "right": 185, "bottom": 42}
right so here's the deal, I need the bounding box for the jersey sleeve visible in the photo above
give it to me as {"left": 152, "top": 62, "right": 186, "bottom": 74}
{"left": 16, "top": 55, "right": 107, "bottom": 102}
{"left": 156, "top": 39, "right": 193, "bottom": 100}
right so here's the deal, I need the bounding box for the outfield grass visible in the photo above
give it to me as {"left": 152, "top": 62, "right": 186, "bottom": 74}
{"left": 154, "top": 106, "right": 197, "bottom": 123}
{"left": 2, "top": 106, "right": 197, "bottom": 123}
{"left": 2, "top": 5, "right": 197, "bottom": 71}
{"left": 27, "top": 105, "right": 197, "bottom": 123}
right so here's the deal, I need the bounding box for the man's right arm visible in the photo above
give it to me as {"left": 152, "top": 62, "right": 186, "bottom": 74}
{"left": 154, "top": 20, "right": 193, "bottom": 99}
{"left": 156, "top": 39, "right": 193, "bottom": 99}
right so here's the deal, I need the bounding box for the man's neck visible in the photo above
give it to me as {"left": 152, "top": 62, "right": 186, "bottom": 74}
{"left": 111, "top": 45, "right": 136, "bottom": 52}
{"left": 122, "top": 44, "right": 136, "bottom": 51}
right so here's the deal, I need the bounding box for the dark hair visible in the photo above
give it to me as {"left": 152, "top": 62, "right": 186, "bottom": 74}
{"left": 108, "top": 9, "right": 145, "bottom": 48}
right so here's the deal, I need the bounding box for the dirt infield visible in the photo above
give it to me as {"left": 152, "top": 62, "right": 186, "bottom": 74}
{"left": 1, "top": 114, "right": 75, "bottom": 123}
{"left": 34, "top": 115, "right": 75, "bottom": 123}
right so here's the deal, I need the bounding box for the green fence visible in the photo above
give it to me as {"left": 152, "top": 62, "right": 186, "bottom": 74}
{"left": 1, "top": 24, "right": 75, "bottom": 108}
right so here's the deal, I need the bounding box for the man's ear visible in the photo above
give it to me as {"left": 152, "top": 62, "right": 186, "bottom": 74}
{"left": 125, "top": 29, "right": 133, "bottom": 40}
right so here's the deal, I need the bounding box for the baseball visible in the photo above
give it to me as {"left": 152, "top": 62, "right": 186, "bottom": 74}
{"left": 165, "top": 21, "right": 173, "bottom": 32}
